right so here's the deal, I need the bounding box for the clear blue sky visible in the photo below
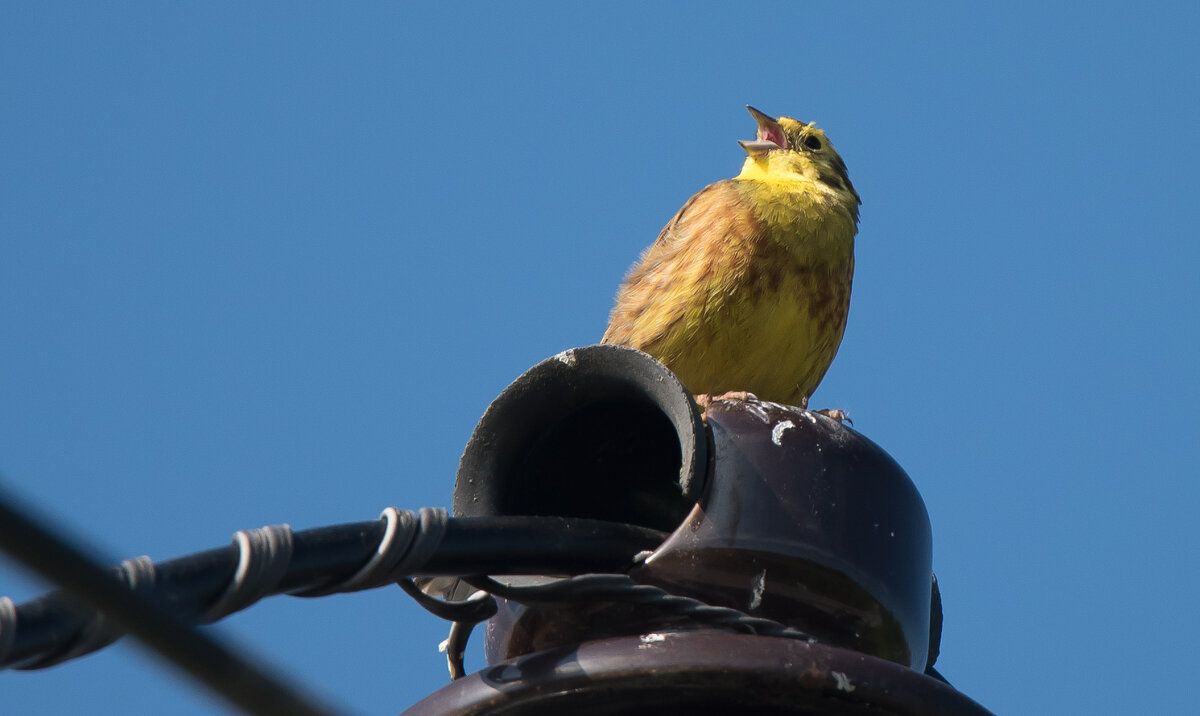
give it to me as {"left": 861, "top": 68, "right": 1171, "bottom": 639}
{"left": 3, "top": 4, "right": 1198, "bottom": 714}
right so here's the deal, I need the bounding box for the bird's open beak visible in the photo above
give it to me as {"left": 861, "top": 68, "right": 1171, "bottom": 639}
{"left": 741, "top": 105, "right": 787, "bottom": 157}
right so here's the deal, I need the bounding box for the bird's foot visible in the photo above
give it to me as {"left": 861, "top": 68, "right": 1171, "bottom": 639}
{"left": 694, "top": 390, "right": 758, "bottom": 409}
{"left": 714, "top": 390, "right": 759, "bottom": 403}
{"left": 814, "top": 408, "right": 853, "bottom": 426}
{"left": 798, "top": 395, "right": 852, "bottom": 425}
{"left": 694, "top": 391, "right": 759, "bottom": 421}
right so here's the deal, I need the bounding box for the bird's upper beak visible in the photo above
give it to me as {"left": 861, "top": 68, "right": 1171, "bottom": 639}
{"left": 740, "top": 105, "right": 788, "bottom": 157}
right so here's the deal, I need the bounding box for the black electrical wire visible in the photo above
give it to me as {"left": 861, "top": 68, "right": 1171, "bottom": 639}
{"left": 1, "top": 503, "right": 667, "bottom": 671}
{"left": 396, "top": 578, "right": 498, "bottom": 680}
{"left": 467, "top": 574, "right": 818, "bottom": 640}
{"left": 0, "top": 485, "right": 350, "bottom": 716}
{"left": 407, "top": 572, "right": 822, "bottom": 681}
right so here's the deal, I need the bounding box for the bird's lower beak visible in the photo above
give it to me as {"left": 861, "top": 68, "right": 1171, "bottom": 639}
{"left": 739, "top": 139, "right": 779, "bottom": 157}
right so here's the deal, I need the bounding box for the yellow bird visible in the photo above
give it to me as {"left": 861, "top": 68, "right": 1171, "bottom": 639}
{"left": 602, "top": 106, "right": 860, "bottom": 410}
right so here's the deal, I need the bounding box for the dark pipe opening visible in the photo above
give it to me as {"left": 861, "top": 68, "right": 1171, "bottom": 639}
{"left": 506, "top": 399, "right": 688, "bottom": 530}
{"left": 454, "top": 345, "right": 706, "bottom": 534}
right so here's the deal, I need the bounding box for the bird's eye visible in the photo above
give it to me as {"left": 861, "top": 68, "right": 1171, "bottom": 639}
{"left": 803, "top": 135, "right": 823, "bottom": 151}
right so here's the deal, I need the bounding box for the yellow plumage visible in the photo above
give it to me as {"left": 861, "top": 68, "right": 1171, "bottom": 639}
{"left": 602, "top": 106, "right": 861, "bottom": 407}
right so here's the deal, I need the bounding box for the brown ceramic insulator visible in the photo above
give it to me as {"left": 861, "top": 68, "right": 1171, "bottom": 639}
{"left": 454, "top": 345, "right": 937, "bottom": 674}
{"left": 634, "top": 399, "right": 933, "bottom": 670}
{"left": 404, "top": 632, "right": 992, "bottom": 716}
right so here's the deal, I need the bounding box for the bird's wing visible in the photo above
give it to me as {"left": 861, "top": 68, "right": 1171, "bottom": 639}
{"left": 602, "top": 180, "right": 762, "bottom": 348}
{"left": 648, "top": 180, "right": 744, "bottom": 252}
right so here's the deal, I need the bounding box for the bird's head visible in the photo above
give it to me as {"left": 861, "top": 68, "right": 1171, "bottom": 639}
{"left": 738, "top": 106, "right": 861, "bottom": 207}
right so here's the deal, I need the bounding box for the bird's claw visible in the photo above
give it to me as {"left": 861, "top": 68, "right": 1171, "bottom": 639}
{"left": 694, "top": 391, "right": 759, "bottom": 408}
{"left": 814, "top": 408, "right": 852, "bottom": 425}
{"left": 694, "top": 391, "right": 759, "bottom": 421}
{"left": 713, "top": 390, "right": 759, "bottom": 403}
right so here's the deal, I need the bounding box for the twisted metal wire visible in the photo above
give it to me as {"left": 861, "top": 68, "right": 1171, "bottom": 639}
{"left": 403, "top": 572, "right": 817, "bottom": 680}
